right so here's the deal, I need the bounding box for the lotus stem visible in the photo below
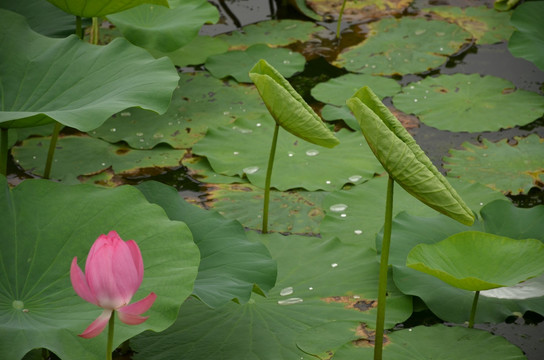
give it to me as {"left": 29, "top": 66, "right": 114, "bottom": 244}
{"left": 468, "top": 291, "right": 480, "bottom": 329}
{"left": 336, "top": 0, "right": 348, "bottom": 39}
{"left": 75, "top": 16, "right": 82, "bottom": 39}
{"left": 0, "top": 128, "right": 7, "bottom": 176}
{"left": 374, "top": 176, "right": 394, "bottom": 360}
{"left": 262, "top": 123, "right": 280, "bottom": 234}
{"left": 91, "top": 17, "right": 99, "bottom": 45}
{"left": 43, "top": 122, "right": 62, "bottom": 179}
{"left": 107, "top": 310, "right": 115, "bottom": 360}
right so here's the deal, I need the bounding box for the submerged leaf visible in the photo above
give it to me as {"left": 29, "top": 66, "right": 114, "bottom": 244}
{"left": 249, "top": 59, "right": 339, "bottom": 148}
{"left": 347, "top": 86, "right": 474, "bottom": 226}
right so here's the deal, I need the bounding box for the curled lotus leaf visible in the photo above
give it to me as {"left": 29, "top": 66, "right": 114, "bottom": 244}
{"left": 47, "top": 0, "right": 168, "bottom": 17}
{"left": 346, "top": 86, "right": 474, "bottom": 226}
{"left": 406, "top": 231, "right": 544, "bottom": 291}
{"left": 249, "top": 59, "right": 339, "bottom": 148}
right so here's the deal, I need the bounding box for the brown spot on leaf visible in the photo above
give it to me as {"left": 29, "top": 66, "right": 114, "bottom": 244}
{"left": 502, "top": 87, "right": 515, "bottom": 95}
{"left": 352, "top": 323, "right": 390, "bottom": 347}
{"left": 116, "top": 148, "right": 130, "bottom": 155}
{"left": 321, "top": 296, "right": 377, "bottom": 312}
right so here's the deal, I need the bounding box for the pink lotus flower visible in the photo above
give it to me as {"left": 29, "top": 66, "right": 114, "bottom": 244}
{"left": 71, "top": 231, "right": 156, "bottom": 338}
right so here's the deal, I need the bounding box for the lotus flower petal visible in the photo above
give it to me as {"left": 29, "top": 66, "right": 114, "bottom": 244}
{"left": 79, "top": 309, "right": 113, "bottom": 339}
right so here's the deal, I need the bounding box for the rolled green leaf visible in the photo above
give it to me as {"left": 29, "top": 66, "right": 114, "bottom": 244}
{"left": 406, "top": 231, "right": 544, "bottom": 291}
{"left": 249, "top": 59, "right": 339, "bottom": 148}
{"left": 347, "top": 86, "right": 474, "bottom": 225}
{"left": 47, "top": 0, "right": 169, "bottom": 17}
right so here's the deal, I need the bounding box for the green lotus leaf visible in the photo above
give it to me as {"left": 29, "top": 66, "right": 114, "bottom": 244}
{"left": 444, "top": 135, "right": 544, "bottom": 195}
{"left": 407, "top": 231, "right": 544, "bottom": 291}
{"left": 136, "top": 181, "right": 277, "bottom": 308}
{"left": 335, "top": 17, "right": 470, "bottom": 75}
{"left": 107, "top": 0, "right": 218, "bottom": 53}
{"left": 192, "top": 116, "right": 382, "bottom": 191}
{"left": 249, "top": 59, "right": 339, "bottom": 148}
{"left": 206, "top": 44, "right": 306, "bottom": 83}
{"left": 305, "top": 0, "right": 413, "bottom": 21}
{"left": 148, "top": 35, "right": 229, "bottom": 66}
{"left": 131, "top": 233, "right": 412, "bottom": 360}
{"left": 47, "top": 0, "right": 168, "bottom": 17}
{"left": 185, "top": 156, "right": 248, "bottom": 184}
{"left": 383, "top": 200, "right": 544, "bottom": 323}
{"left": 0, "top": 176, "right": 199, "bottom": 359}
{"left": 494, "top": 0, "right": 521, "bottom": 11}
{"left": 11, "top": 135, "right": 186, "bottom": 183}
{"left": 422, "top": 5, "right": 514, "bottom": 45}
{"left": 287, "top": 0, "right": 321, "bottom": 21}
{"left": 0, "top": 10, "right": 179, "bottom": 131}
{"left": 508, "top": 1, "right": 544, "bottom": 72}
{"left": 347, "top": 86, "right": 474, "bottom": 226}
{"left": 320, "top": 104, "right": 358, "bottom": 130}
{"left": 298, "top": 323, "right": 525, "bottom": 359}
{"left": 392, "top": 74, "right": 544, "bottom": 132}
{"left": 218, "top": 19, "right": 324, "bottom": 49}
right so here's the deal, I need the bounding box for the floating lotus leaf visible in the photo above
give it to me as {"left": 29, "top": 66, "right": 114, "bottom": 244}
{"left": 185, "top": 156, "right": 248, "bottom": 184}
{"left": 136, "top": 181, "right": 276, "bottom": 308}
{"left": 0, "top": 176, "right": 199, "bottom": 360}
{"left": 11, "top": 135, "right": 186, "bottom": 183}
{"left": 0, "top": 0, "right": 77, "bottom": 37}
{"left": 382, "top": 200, "right": 544, "bottom": 323}
{"left": 305, "top": 0, "right": 413, "bottom": 21}
{"left": 131, "top": 233, "right": 412, "bottom": 360}
{"left": 205, "top": 182, "right": 327, "bottom": 235}
{"left": 392, "top": 74, "right": 544, "bottom": 132}
{"left": 148, "top": 35, "right": 229, "bottom": 67}
{"left": 347, "top": 86, "right": 475, "bottom": 226}
{"left": 298, "top": 322, "right": 525, "bottom": 359}
{"left": 508, "top": 1, "right": 544, "bottom": 72}
{"left": 444, "top": 135, "right": 544, "bottom": 195}
{"left": 107, "top": 0, "right": 218, "bottom": 53}
{"left": 0, "top": 10, "right": 179, "bottom": 131}
{"left": 320, "top": 176, "right": 504, "bottom": 246}
{"left": 249, "top": 59, "right": 340, "bottom": 148}
{"left": 206, "top": 44, "right": 306, "bottom": 83}
{"left": 407, "top": 231, "right": 544, "bottom": 291}
{"left": 320, "top": 104, "right": 359, "bottom": 130}
{"left": 218, "top": 19, "right": 325, "bottom": 49}
{"left": 422, "top": 5, "right": 514, "bottom": 44}
{"left": 91, "top": 72, "right": 271, "bottom": 149}
{"left": 47, "top": 0, "right": 168, "bottom": 17}
{"left": 335, "top": 17, "right": 470, "bottom": 75}
{"left": 192, "top": 116, "right": 381, "bottom": 191}
{"left": 311, "top": 73, "right": 401, "bottom": 107}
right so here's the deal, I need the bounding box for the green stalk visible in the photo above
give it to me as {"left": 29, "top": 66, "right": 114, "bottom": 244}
{"left": 336, "top": 0, "right": 348, "bottom": 39}
{"left": 75, "top": 16, "right": 82, "bottom": 39}
{"left": 262, "top": 123, "right": 280, "bottom": 234}
{"left": 107, "top": 311, "right": 115, "bottom": 360}
{"left": 0, "top": 128, "right": 7, "bottom": 176}
{"left": 43, "top": 122, "right": 62, "bottom": 179}
{"left": 91, "top": 17, "right": 99, "bottom": 45}
{"left": 468, "top": 291, "right": 480, "bottom": 329}
{"left": 374, "top": 176, "right": 394, "bottom": 360}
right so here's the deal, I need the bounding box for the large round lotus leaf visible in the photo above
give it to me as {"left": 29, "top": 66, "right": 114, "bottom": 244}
{"left": 185, "top": 156, "right": 249, "bottom": 184}
{"left": 383, "top": 200, "right": 544, "bottom": 323}
{"left": 11, "top": 135, "right": 186, "bottom": 183}
{"left": 508, "top": 1, "right": 544, "bottom": 72}
{"left": 46, "top": 0, "right": 168, "bottom": 17}
{"left": 311, "top": 73, "right": 401, "bottom": 107}
{"left": 192, "top": 116, "right": 382, "bottom": 191}
{"left": 0, "top": 176, "right": 199, "bottom": 360}
{"left": 249, "top": 59, "right": 340, "bottom": 148}
{"left": 347, "top": 86, "right": 475, "bottom": 226}
{"left": 206, "top": 44, "right": 306, "bottom": 83}
{"left": 0, "top": 10, "right": 179, "bottom": 131}
{"left": 320, "top": 104, "right": 359, "bottom": 130}
{"left": 320, "top": 176, "right": 504, "bottom": 246}
{"left": 444, "top": 135, "right": 544, "bottom": 195}
{"left": 299, "top": 323, "right": 525, "bottom": 359}
{"left": 392, "top": 74, "right": 544, "bottom": 132}
{"left": 0, "top": 0, "right": 77, "bottom": 37}
{"left": 407, "top": 231, "right": 544, "bottom": 291}
{"left": 107, "top": 0, "right": 218, "bottom": 53}
{"left": 306, "top": 0, "right": 412, "bottom": 21}
{"left": 335, "top": 17, "right": 470, "bottom": 75}
{"left": 130, "top": 233, "right": 412, "bottom": 360}
{"left": 205, "top": 183, "right": 327, "bottom": 235}
{"left": 422, "top": 6, "right": 514, "bottom": 45}
{"left": 148, "top": 35, "right": 229, "bottom": 67}
{"left": 136, "top": 181, "right": 276, "bottom": 308}
{"left": 218, "top": 19, "right": 326, "bottom": 49}
{"left": 91, "top": 72, "right": 271, "bottom": 149}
